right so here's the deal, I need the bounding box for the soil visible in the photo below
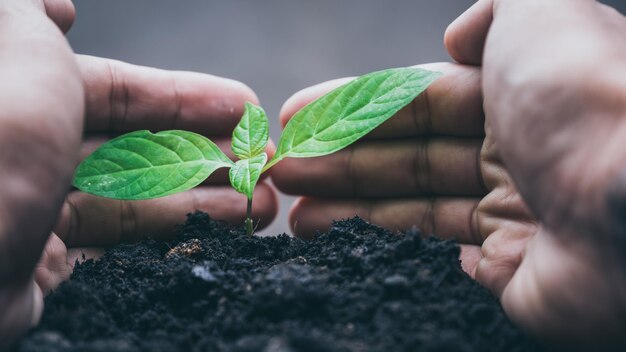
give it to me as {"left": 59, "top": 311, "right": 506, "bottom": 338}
{"left": 18, "top": 212, "right": 541, "bottom": 352}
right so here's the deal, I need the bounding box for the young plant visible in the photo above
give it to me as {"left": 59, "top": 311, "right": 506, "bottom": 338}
{"left": 73, "top": 67, "right": 441, "bottom": 235}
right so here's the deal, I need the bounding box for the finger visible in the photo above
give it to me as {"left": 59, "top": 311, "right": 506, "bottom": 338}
{"left": 459, "top": 244, "right": 482, "bottom": 278}
{"left": 273, "top": 138, "right": 485, "bottom": 198}
{"left": 288, "top": 197, "right": 481, "bottom": 243}
{"left": 280, "top": 63, "right": 484, "bottom": 139}
{"left": 44, "top": 0, "right": 75, "bottom": 33}
{"left": 34, "top": 234, "right": 104, "bottom": 295}
{"left": 444, "top": 0, "right": 621, "bottom": 67}
{"left": 77, "top": 54, "right": 259, "bottom": 135}
{"left": 444, "top": 0, "right": 493, "bottom": 65}
{"left": 79, "top": 136, "right": 277, "bottom": 184}
{"left": 476, "top": 225, "right": 533, "bottom": 297}
{"left": 33, "top": 233, "right": 70, "bottom": 295}
{"left": 54, "top": 182, "right": 278, "bottom": 247}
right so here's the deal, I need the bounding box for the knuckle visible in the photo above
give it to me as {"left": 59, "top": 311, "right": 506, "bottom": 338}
{"left": 105, "top": 60, "right": 130, "bottom": 130}
{"left": 413, "top": 141, "right": 432, "bottom": 194}
{"left": 169, "top": 72, "right": 183, "bottom": 129}
{"left": 412, "top": 88, "right": 433, "bottom": 134}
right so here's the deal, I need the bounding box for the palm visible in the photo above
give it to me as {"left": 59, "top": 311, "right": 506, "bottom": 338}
{"left": 443, "top": 0, "right": 626, "bottom": 347}
{"left": 468, "top": 125, "right": 543, "bottom": 328}
{"left": 472, "top": 120, "right": 626, "bottom": 346}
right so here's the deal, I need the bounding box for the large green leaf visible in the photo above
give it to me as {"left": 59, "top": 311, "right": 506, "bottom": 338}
{"left": 229, "top": 153, "right": 267, "bottom": 200}
{"left": 268, "top": 67, "right": 441, "bottom": 168}
{"left": 231, "top": 102, "right": 269, "bottom": 159}
{"left": 73, "top": 130, "right": 234, "bottom": 200}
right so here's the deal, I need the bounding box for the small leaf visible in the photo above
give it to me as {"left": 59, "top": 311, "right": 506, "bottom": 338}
{"left": 73, "top": 130, "right": 234, "bottom": 200}
{"left": 231, "top": 102, "right": 269, "bottom": 159}
{"left": 272, "top": 67, "right": 441, "bottom": 161}
{"left": 229, "top": 153, "right": 267, "bottom": 200}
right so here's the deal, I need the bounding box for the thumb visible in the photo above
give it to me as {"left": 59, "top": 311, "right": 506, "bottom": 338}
{"left": 444, "top": 0, "right": 618, "bottom": 66}
{"left": 444, "top": 0, "right": 493, "bottom": 65}
{"left": 0, "top": 0, "right": 76, "bottom": 34}
{"left": 44, "top": 0, "right": 76, "bottom": 33}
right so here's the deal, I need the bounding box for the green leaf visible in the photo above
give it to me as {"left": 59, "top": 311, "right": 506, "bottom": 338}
{"left": 73, "top": 130, "right": 234, "bottom": 200}
{"left": 229, "top": 153, "right": 267, "bottom": 200}
{"left": 271, "top": 67, "right": 441, "bottom": 164}
{"left": 231, "top": 102, "right": 269, "bottom": 159}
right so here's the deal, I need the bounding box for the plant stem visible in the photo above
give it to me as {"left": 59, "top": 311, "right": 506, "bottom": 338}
{"left": 245, "top": 197, "right": 254, "bottom": 236}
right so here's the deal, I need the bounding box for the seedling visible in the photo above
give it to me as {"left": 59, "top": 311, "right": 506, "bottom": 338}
{"left": 73, "top": 67, "right": 441, "bottom": 235}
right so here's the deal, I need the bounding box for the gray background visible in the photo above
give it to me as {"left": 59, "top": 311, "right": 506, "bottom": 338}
{"left": 67, "top": 0, "right": 626, "bottom": 236}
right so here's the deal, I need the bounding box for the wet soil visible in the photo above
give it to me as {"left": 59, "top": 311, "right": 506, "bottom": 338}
{"left": 18, "top": 212, "right": 540, "bottom": 351}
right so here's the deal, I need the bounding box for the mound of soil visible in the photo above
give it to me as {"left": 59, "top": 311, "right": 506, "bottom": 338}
{"left": 18, "top": 212, "right": 539, "bottom": 352}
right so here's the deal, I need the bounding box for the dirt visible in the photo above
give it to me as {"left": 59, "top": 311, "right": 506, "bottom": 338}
{"left": 18, "top": 212, "right": 541, "bottom": 352}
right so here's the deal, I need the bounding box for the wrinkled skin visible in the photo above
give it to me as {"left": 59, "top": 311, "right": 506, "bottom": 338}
{"left": 0, "top": 0, "right": 277, "bottom": 349}
{"left": 274, "top": 0, "right": 626, "bottom": 349}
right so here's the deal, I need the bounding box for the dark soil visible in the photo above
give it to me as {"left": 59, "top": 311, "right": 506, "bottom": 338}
{"left": 18, "top": 212, "right": 540, "bottom": 352}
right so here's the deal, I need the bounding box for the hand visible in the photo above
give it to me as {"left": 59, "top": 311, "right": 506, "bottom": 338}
{"left": 273, "top": 59, "right": 539, "bottom": 291}
{"left": 274, "top": 0, "right": 626, "bottom": 348}
{"left": 0, "top": 1, "right": 277, "bottom": 349}
{"left": 272, "top": 61, "right": 539, "bottom": 322}
{"left": 445, "top": 0, "right": 626, "bottom": 349}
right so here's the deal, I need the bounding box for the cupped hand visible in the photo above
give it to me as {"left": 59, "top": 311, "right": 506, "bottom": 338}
{"left": 446, "top": 0, "right": 626, "bottom": 349}
{"left": 0, "top": 1, "right": 277, "bottom": 348}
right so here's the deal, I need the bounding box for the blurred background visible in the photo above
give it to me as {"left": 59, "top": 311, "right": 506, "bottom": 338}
{"left": 68, "top": 0, "right": 626, "bottom": 236}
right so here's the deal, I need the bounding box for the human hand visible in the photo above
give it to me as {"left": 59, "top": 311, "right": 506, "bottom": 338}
{"left": 272, "top": 61, "right": 538, "bottom": 319}
{"left": 0, "top": 1, "right": 277, "bottom": 349}
{"left": 444, "top": 0, "right": 626, "bottom": 349}
{"left": 272, "top": 61, "right": 542, "bottom": 312}
{"left": 274, "top": 0, "right": 626, "bottom": 347}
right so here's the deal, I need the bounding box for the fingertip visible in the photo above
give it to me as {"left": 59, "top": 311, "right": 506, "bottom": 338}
{"left": 279, "top": 89, "right": 309, "bottom": 129}
{"left": 443, "top": 22, "right": 465, "bottom": 64}
{"left": 44, "top": 0, "right": 76, "bottom": 33}
{"left": 231, "top": 80, "right": 260, "bottom": 106}
{"left": 221, "top": 79, "right": 260, "bottom": 119}
{"left": 444, "top": 0, "right": 493, "bottom": 65}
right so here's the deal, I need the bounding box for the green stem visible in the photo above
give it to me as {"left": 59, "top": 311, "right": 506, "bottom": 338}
{"left": 245, "top": 197, "right": 254, "bottom": 236}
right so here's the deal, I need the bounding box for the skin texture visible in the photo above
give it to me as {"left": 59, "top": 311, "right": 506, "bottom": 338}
{"left": 274, "top": 0, "right": 626, "bottom": 349}
{"left": 0, "top": 0, "right": 277, "bottom": 349}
